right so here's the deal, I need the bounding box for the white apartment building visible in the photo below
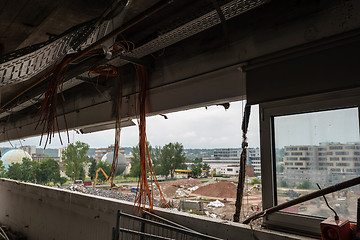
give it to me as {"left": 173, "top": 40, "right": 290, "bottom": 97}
{"left": 248, "top": 148, "right": 261, "bottom": 175}
{"left": 283, "top": 143, "right": 360, "bottom": 185}
{"left": 203, "top": 148, "right": 261, "bottom": 175}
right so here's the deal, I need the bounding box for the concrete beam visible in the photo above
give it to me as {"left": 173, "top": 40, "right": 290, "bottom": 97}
{"left": 0, "top": 64, "right": 244, "bottom": 142}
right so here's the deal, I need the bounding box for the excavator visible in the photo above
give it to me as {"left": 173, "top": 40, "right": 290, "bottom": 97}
{"left": 93, "top": 168, "right": 120, "bottom": 189}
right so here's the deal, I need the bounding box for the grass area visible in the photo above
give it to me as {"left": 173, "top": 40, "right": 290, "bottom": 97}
{"left": 200, "top": 180, "right": 209, "bottom": 183}
{"left": 198, "top": 198, "right": 212, "bottom": 202}
{"left": 188, "top": 210, "right": 206, "bottom": 215}
{"left": 114, "top": 177, "right": 139, "bottom": 183}
{"left": 174, "top": 196, "right": 192, "bottom": 199}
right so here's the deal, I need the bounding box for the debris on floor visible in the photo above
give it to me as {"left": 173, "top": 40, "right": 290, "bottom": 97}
{"left": 64, "top": 185, "right": 161, "bottom": 206}
{"left": 207, "top": 200, "right": 225, "bottom": 208}
{"left": 188, "top": 186, "right": 199, "bottom": 191}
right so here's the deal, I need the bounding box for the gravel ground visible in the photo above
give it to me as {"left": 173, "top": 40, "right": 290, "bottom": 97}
{"left": 64, "top": 185, "right": 161, "bottom": 206}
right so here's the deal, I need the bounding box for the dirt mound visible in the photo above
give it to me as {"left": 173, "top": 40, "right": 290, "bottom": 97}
{"left": 164, "top": 179, "right": 202, "bottom": 188}
{"left": 193, "top": 181, "right": 239, "bottom": 199}
{"left": 162, "top": 185, "right": 179, "bottom": 198}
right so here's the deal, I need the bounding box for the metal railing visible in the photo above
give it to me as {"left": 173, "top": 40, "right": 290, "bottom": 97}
{"left": 112, "top": 210, "right": 224, "bottom": 240}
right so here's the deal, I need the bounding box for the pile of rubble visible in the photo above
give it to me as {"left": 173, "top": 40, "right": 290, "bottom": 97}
{"left": 64, "top": 185, "right": 161, "bottom": 206}
{"left": 161, "top": 179, "right": 202, "bottom": 198}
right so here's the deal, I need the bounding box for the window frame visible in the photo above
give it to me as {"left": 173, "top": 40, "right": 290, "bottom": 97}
{"left": 259, "top": 88, "right": 360, "bottom": 237}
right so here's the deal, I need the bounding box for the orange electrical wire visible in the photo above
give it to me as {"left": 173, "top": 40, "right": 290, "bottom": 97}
{"left": 89, "top": 65, "right": 118, "bottom": 77}
{"left": 134, "top": 65, "right": 168, "bottom": 213}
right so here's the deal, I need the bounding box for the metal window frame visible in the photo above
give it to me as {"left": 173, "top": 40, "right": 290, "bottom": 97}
{"left": 259, "top": 87, "right": 360, "bottom": 237}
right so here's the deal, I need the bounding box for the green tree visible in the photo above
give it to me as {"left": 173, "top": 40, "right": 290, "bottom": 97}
{"left": 203, "top": 163, "right": 210, "bottom": 174}
{"left": 279, "top": 180, "right": 288, "bottom": 188}
{"left": 96, "top": 161, "right": 112, "bottom": 182}
{"left": 297, "top": 180, "right": 311, "bottom": 189}
{"left": 129, "top": 143, "right": 159, "bottom": 177}
{"left": 250, "top": 178, "right": 261, "bottom": 185}
{"left": 152, "top": 146, "right": 162, "bottom": 174}
{"left": 36, "top": 158, "right": 61, "bottom": 185}
{"left": 59, "top": 177, "right": 68, "bottom": 185}
{"left": 62, "top": 141, "right": 89, "bottom": 180}
{"left": 78, "top": 166, "right": 86, "bottom": 181}
{"left": 0, "top": 160, "right": 5, "bottom": 177}
{"left": 21, "top": 158, "right": 39, "bottom": 183}
{"left": 6, "top": 163, "right": 22, "bottom": 180}
{"left": 130, "top": 145, "right": 141, "bottom": 177}
{"left": 88, "top": 158, "right": 97, "bottom": 180}
{"left": 159, "top": 142, "right": 187, "bottom": 178}
{"left": 191, "top": 158, "right": 203, "bottom": 177}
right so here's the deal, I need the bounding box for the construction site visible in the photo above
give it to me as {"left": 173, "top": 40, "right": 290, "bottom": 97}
{"left": 1, "top": 0, "right": 360, "bottom": 239}
{"left": 65, "top": 177, "right": 262, "bottom": 222}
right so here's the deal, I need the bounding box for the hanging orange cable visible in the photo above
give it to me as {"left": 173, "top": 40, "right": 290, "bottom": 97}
{"left": 36, "top": 54, "right": 75, "bottom": 148}
{"left": 35, "top": 47, "right": 106, "bottom": 148}
{"left": 89, "top": 65, "right": 118, "bottom": 77}
{"left": 134, "top": 65, "right": 168, "bottom": 213}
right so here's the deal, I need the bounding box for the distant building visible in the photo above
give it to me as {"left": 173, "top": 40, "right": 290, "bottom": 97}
{"left": 20, "top": 145, "right": 36, "bottom": 155}
{"left": 203, "top": 149, "right": 240, "bottom": 169}
{"left": 31, "top": 153, "right": 60, "bottom": 163}
{"left": 283, "top": 143, "right": 360, "bottom": 186}
{"left": 215, "top": 165, "right": 254, "bottom": 177}
{"left": 248, "top": 148, "right": 261, "bottom": 175}
{"left": 95, "top": 145, "right": 119, "bottom": 162}
{"left": 203, "top": 148, "right": 261, "bottom": 175}
{"left": 58, "top": 147, "right": 67, "bottom": 160}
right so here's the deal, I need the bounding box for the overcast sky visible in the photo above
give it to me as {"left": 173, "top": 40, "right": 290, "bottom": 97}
{"left": 0, "top": 101, "right": 260, "bottom": 149}
{"left": 274, "top": 107, "right": 359, "bottom": 148}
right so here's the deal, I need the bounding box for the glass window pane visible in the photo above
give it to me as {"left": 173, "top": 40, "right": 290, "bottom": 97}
{"left": 274, "top": 107, "right": 360, "bottom": 221}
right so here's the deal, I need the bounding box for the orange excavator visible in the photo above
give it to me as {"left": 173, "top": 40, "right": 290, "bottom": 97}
{"left": 93, "top": 168, "right": 119, "bottom": 188}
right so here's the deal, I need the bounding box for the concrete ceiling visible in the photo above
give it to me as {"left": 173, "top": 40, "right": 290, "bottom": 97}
{"left": 0, "top": 0, "right": 359, "bottom": 142}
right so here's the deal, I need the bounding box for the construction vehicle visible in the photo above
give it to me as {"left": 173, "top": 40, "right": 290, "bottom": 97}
{"left": 94, "top": 168, "right": 118, "bottom": 188}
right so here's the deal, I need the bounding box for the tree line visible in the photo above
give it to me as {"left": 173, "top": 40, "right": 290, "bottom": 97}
{"left": 0, "top": 141, "right": 92, "bottom": 185}
{"left": 129, "top": 142, "right": 210, "bottom": 178}
{"left": 0, "top": 158, "right": 67, "bottom": 185}
{"left": 0, "top": 141, "right": 210, "bottom": 185}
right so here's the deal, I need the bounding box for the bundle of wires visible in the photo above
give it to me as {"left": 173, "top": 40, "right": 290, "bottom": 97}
{"left": 35, "top": 46, "right": 106, "bottom": 148}
{"left": 134, "top": 65, "right": 168, "bottom": 213}
{"left": 36, "top": 54, "right": 74, "bottom": 148}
